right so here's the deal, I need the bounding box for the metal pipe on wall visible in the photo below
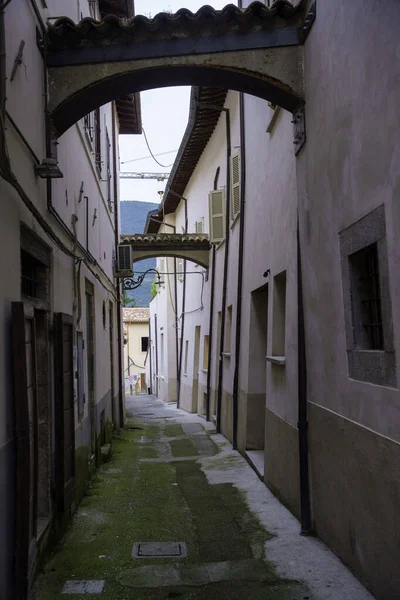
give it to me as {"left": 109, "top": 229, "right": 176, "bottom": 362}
{"left": 206, "top": 246, "right": 216, "bottom": 422}
{"left": 216, "top": 107, "right": 231, "bottom": 433}
{"left": 231, "top": 91, "right": 247, "bottom": 450}
{"left": 177, "top": 198, "right": 188, "bottom": 408}
{"left": 297, "top": 220, "right": 312, "bottom": 535}
{"left": 112, "top": 103, "right": 125, "bottom": 428}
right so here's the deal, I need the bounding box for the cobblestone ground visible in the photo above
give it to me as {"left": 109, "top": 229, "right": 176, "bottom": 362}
{"left": 33, "top": 395, "right": 374, "bottom": 600}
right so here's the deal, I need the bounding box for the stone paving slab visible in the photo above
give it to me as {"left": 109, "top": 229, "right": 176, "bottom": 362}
{"left": 62, "top": 580, "right": 105, "bottom": 594}
{"left": 118, "top": 559, "right": 280, "bottom": 589}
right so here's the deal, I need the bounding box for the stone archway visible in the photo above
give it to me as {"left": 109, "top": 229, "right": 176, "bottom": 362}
{"left": 45, "top": 1, "right": 316, "bottom": 136}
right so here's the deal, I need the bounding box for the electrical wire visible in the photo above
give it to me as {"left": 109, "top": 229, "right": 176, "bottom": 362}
{"left": 142, "top": 127, "right": 175, "bottom": 168}
{"left": 120, "top": 149, "right": 178, "bottom": 165}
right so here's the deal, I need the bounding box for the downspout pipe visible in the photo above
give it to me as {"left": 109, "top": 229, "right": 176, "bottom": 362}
{"left": 231, "top": 92, "right": 246, "bottom": 450}
{"left": 154, "top": 313, "right": 159, "bottom": 396}
{"left": 206, "top": 245, "right": 216, "bottom": 422}
{"left": 148, "top": 316, "right": 153, "bottom": 394}
{"left": 112, "top": 104, "right": 125, "bottom": 428}
{"left": 177, "top": 198, "right": 188, "bottom": 408}
{"left": 216, "top": 107, "right": 231, "bottom": 433}
{"left": 297, "top": 219, "right": 312, "bottom": 535}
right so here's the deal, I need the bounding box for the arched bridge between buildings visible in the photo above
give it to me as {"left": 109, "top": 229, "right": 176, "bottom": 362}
{"left": 45, "top": 1, "right": 316, "bottom": 137}
{"left": 120, "top": 234, "right": 211, "bottom": 269}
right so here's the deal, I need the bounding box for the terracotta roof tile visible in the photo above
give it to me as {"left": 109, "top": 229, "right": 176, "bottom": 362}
{"left": 47, "top": 2, "right": 304, "bottom": 49}
{"left": 123, "top": 308, "right": 150, "bottom": 323}
{"left": 121, "top": 233, "right": 210, "bottom": 245}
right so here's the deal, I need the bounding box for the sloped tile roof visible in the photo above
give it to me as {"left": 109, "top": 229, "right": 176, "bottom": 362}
{"left": 123, "top": 308, "right": 150, "bottom": 323}
{"left": 47, "top": 2, "right": 305, "bottom": 49}
{"left": 121, "top": 233, "right": 210, "bottom": 246}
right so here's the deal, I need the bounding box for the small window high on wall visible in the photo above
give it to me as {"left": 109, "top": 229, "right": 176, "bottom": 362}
{"left": 272, "top": 271, "right": 286, "bottom": 357}
{"left": 141, "top": 337, "right": 149, "bottom": 353}
{"left": 203, "top": 335, "right": 209, "bottom": 371}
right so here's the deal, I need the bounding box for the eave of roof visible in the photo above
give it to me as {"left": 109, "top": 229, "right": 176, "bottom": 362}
{"left": 48, "top": 2, "right": 305, "bottom": 48}
{"left": 99, "top": 1, "right": 142, "bottom": 135}
{"left": 116, "top": 93, "right": 142, "bottom": 135}
{"left": 121, "top": 233, "right": 210, "bottom": 247}
{"left": 144, "top": 85, "right": 228, "bottom": 234}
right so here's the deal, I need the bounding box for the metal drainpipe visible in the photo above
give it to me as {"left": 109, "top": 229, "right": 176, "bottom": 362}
{"left": 177, "top": 199, "right": 188, "bottom": 408}
{"left": 231, "top": 92, "right": 246, "bottom": 450}
{"left": 297, "top": 219, "right": 312, "bottom": 535}
{"left": 112, "top": 104, "right": 125, "bottom": 428}
{"left": 206, "top": 245, "right": 216, "bottom": 422}
{"left": 148, "top": 316, "right": 153, "bottom": 394}
{"left": 216, "top": 107, "right": 231, "bottom": 433}
{"left": 154, "top": 313, "right": 159, "bottom": 396}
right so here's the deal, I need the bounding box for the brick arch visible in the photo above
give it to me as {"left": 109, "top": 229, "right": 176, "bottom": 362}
{"left": 45, "top": 2, "right": 315, "bottom": 136}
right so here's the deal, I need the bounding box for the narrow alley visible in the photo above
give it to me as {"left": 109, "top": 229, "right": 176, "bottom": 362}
{"left": 34, "top": 395, "right": 373, "bottom": 600}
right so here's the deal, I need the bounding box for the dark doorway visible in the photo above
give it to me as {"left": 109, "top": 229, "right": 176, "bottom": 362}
{"left": 85, "top": 281, "right": 96, "bottom": 456}
{"left": 246, "top": 285, "right": 268, "bottom": 478}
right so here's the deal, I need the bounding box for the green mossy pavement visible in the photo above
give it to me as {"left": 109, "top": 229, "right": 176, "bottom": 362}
{"left": 34, "top": 409, "right": 306, "bottom": 600}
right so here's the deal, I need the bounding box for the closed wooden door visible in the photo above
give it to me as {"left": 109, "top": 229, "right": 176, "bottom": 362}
{"left": 12, "top": 303, "right": 38, "bottom": 599}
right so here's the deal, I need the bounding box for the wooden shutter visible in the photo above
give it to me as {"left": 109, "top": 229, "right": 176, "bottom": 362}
{"left": 208, "top": 189, "right": 225, "bottom": 243}
{"left": 54, "top": 313, "right": 75, "bottom": 513}
{"left": 231, "top": 153, "right": 241, "bottom": 218}
{"left": 12, "top": 303, "right": 38, "bottom": 599}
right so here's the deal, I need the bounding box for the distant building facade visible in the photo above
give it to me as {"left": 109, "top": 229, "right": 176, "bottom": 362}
{"left": 123, "top": 308, "right": 149, "bottom": 394}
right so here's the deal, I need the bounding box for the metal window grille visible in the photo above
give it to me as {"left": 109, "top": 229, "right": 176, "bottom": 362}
{"left": 21, "top": 251, "right": 39, "bottom": 298}
{"left": 351, "top": 243, "right": 384, "bottom": 350}
{"left": 84, "top": 113, "right": 94, "bottom": 143}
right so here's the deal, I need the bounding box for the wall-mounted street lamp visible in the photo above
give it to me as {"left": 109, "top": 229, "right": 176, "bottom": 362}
{"left": 123, "top": 268, "right": 163, "bottom": 293}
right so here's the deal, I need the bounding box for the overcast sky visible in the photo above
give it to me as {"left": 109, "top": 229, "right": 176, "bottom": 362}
{"left": 119, "top": 0, "right": 234, "bottom": 203}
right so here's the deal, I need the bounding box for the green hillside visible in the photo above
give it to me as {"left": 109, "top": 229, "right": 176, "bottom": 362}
{"left": 120, "top": 200, "right": 159, "bottom": 307}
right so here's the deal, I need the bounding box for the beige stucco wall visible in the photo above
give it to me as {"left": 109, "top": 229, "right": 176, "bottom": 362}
{"left": 123, "top": 321, "right": 148, "bottom": 392}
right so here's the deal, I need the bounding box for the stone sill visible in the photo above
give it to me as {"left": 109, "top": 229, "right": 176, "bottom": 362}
{"left": 266, "top": 355, "right": 286, "bottom": 366}
{"left": 222, "top": 352, "right": 231, "bottom": 359}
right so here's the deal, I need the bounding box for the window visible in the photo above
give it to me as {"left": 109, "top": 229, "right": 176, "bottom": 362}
{"left": 21, "top": 251, "right": 40, "bottom": 298}
{"left": 102, "top": 301, "right": 107, "bottom": 329}
{"left": 94, "top": 108, "right": 101, "bottom": 174}
{"left": 272, "top": 271, "right": 286, "bottom": 357}
{"left": 349, "top": 244, "right": 383, "bottom": 350}
{"left": 203, "top": 335, "right": 209, "bottom": 370}
{"left": 184, "top": 340, "right": 189, "bottom": 375}
{"left": 209, "top": 189, "right": 225, "bottom": 243}
{"left": 339, "top": 204, "right": 395, "bottom": 387}
{"left": 160, "top": 333, "right": 164, "bottom": 375}
{"left": 83, "top": 112, "right": 94, "bottom": 143}
{"left": 224, "top": 306, "right": 232, "bottom": 354}
{"left": 105, "top": 128, "right": 112, "bottom": 210}
{"left": 195, "top": 220, "right": 204, "bottom": 234}
{"left": 141, "top": 337, "right": 149, "bottom": 353}
{"left": 177, "top": 258, "right": 184, "bottom": 282}
{"left": 231, "top": 154, "right": 241, "bottom": 219}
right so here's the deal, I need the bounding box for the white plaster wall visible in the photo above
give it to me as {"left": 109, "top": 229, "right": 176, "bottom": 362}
{"left": 150, "top": 248, "right": 178, "bottom": 403}
{"left": 240, "top": 98, "right": 298, "bottom": 428}
{"left": 299, "top": 0, "right": 400, "bottom": 442}
{"left": 1, "top": 0, "right": 122, "bottom": 443}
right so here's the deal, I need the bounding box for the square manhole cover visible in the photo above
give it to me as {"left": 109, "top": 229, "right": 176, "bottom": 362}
{"left": 132, "top": 542, "right": 187, "bottom": 558}
{"left": 62, "top": 580, "right": 105, "bottom": 594}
